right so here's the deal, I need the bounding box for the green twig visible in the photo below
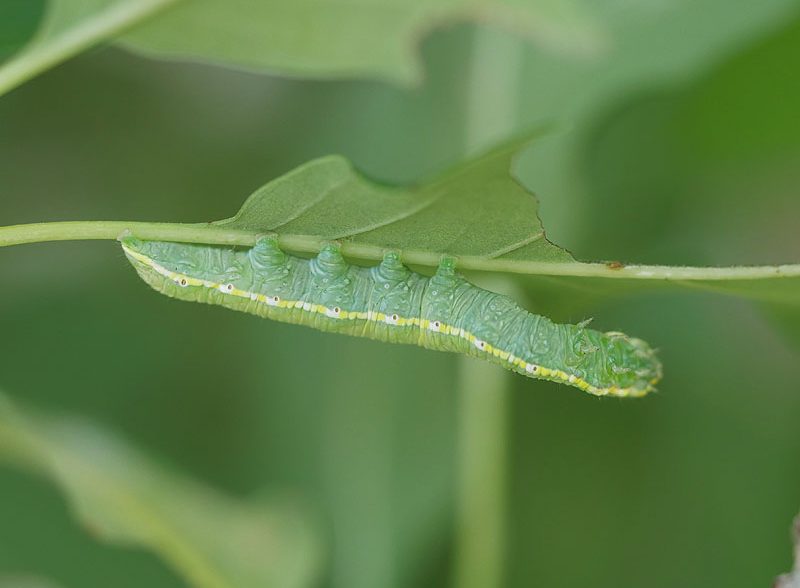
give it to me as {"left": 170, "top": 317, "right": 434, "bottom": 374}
{"left": 1, "top": 221, "right": 798, "bottom": 281}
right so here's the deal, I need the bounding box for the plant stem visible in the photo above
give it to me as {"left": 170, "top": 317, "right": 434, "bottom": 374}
{"left": 1, "top": 220, "right": 799, "bottom": 281}
{"left": 453, "top": 28, "right": 523, "bottom": 588}
{"left": 0, "top": 0, "right": 183, "bottom": 97}
{"left": 0, "top": 221, "right": 251, "bottom": 247}
{"left": 454, "top": 345, "right": 510, "bottom": 588}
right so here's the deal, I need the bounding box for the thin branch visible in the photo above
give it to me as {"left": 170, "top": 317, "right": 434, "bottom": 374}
{"left": 1, "top": 220, "right": 798, "bottom": 281}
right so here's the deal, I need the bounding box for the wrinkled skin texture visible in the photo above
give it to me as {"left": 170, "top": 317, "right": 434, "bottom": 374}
{"left": 122, "top": 237, "right": 661, "bottom": 397}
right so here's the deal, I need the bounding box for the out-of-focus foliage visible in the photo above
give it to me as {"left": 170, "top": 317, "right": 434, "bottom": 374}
{"left": 0, "top": 392, "right": 320, "bottom": 588}
{"left": 0, "top": 0, "right": 46, "bottom": 62}
{"left": 119, "top": 0, "right": 603, "bottom": 84}
{"left": 0, "top": 0, "right": 182, "bottom": 96}
{"left": 1, "top": 0, "right": 602, "bottom": 88}
{"left": 508, "top": 0, "right": 799, "bottom": 257}
{"left": 0, "top": 1, "right": 799, "bottom": 588}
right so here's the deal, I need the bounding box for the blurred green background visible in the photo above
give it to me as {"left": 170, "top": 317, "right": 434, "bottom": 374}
{"left": 1, "top": 2, "right": 799, "bottom": 587}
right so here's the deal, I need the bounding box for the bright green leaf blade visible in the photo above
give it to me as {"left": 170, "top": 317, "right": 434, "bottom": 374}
{"left": 117, "top": 0, "right": 604, "bottom": 84}
{"left": 0, "top": 392, "right": 321, "bottom": 588}
{"left": 0, "top": 0, "right": 181, "bottom": 97}
{"left": 216, "top": 135, "right": 572, "bottom": 262}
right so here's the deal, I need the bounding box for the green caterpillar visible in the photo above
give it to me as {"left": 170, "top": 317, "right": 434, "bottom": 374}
{"left": 121, "top": 236, "right": 662, "bottom": 397}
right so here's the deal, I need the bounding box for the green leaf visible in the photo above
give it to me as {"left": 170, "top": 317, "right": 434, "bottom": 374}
{"left": 0, "top": 392, "right": 321, "bottom": 588}
{"left": 0, "top": 0, "right": 603, "bottom": 95}
{"left": 0, "top": 0, "right": 181, "bottom": 96}
{"left": 216, "top": 135, "right": 571, "bottom": 262}
{"left": 118, "top": 0, "right": 604, "bottom": 85}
